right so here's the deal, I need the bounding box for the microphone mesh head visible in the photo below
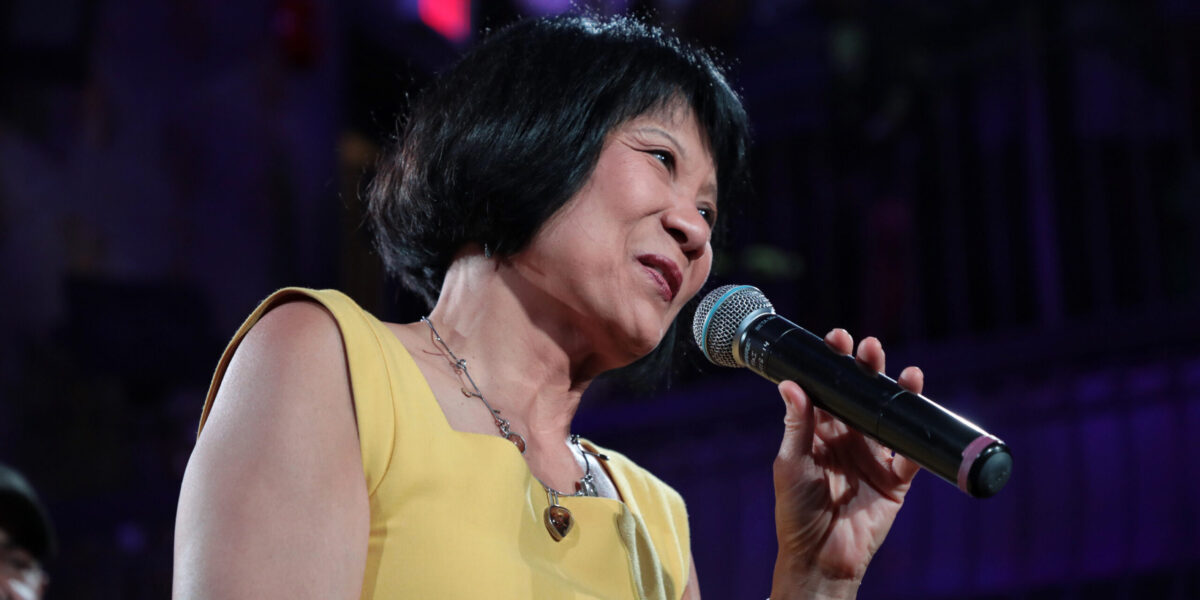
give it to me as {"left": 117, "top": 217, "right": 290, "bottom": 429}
{"left": 691, "top": 285, "right": 774, "bottom": 368}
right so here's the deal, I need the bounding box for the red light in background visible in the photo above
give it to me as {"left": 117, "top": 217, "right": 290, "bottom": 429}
{"left": 419, "top": 0, "right": 470, "bottom": 42}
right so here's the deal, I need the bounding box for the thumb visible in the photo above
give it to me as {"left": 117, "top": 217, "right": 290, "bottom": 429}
{"left": 777, "top": 380, "right": 816, "bottom": 461}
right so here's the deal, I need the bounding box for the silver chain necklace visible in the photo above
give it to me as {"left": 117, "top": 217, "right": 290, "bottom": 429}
{"left": 421, "top": 316, "right": 607, "bottom": 541}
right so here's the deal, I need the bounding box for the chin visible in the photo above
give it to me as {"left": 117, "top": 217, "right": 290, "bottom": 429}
{"left": 620, "top": 314, "right": 672, "bottom": 362}
{"left": 626, "top": 336, "right": 662, "bottom": 362}
{"left": 591, "top": 295, "right": 677, "bottom": 366}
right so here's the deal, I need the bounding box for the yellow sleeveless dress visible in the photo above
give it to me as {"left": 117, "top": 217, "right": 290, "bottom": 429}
{"left": 198, "top": 288, "right": 691, "bottom": 599}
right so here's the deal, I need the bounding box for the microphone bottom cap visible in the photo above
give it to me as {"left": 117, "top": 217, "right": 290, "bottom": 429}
{"left": 966, "top": 443, "right": 1012, "bottom": 498}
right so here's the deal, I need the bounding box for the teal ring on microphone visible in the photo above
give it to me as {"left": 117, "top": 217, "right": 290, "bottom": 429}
{"left": 699, "top": 284, "right": 756, "bottom": 364}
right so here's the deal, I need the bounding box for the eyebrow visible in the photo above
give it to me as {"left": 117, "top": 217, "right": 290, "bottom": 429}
{"left": 634, "top": 126, "right": 687, "bottom": 160}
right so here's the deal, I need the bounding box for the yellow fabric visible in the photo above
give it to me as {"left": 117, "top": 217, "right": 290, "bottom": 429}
{"left": 199, "top": 287, "right": 691, "bottom": 599}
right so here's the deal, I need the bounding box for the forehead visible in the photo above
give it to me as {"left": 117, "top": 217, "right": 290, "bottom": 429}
{"left": 623, "top": 102, "right": 709, "bottom": 143}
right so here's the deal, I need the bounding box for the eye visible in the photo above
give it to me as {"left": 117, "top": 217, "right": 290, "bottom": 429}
{"left": 698, "top": 206, "right": 717, "bottom": 227}
{"left": 648, "top": 149, "right": 675, "bottom": 171}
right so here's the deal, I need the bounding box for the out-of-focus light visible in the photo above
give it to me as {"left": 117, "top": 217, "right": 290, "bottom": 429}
{"left": 513, "top": 0, "right": 573, "bottom": 16}
{"left": 419, "top": 0, "right": 470, "bottom": 42}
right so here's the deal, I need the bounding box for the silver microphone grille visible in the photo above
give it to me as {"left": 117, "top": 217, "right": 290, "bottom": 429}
{"left": 692, "top": 285, "right": 774, "bottom": 368}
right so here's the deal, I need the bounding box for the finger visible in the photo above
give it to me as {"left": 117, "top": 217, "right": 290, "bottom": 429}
{"left": 897, "top": 365, "right": 924, "bottom": 395}
{"left": 856, "top": 336, "right": 885, "bottom": 374}
{"left": 824, "top": 328, "right": 853, "bottom": 355}
{"left": 777, "top": 380, "right": 816, "bottom": 460}
{"left": 892, "top": 453, "right": 921, "bottom": 483}
{"left": 813, "top": 406, "right": 848, "bottom": 438}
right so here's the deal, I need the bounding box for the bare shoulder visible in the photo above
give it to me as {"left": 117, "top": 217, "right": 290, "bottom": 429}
{"left": 174, "top": 299, "right": 369, "bottom": 599}
{"left": 198, "top": 300, "right": 352, "bottom": 447}
{"left": 234, "top": 299, "right": 345, "bottom": 376}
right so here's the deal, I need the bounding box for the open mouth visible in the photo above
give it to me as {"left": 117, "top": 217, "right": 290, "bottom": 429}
{"left": 636, "top": 254, "right": 682, "bottom": 302}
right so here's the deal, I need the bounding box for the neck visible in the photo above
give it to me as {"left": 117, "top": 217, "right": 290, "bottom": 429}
{"left": 424, "top": 249, "right": 607, "bottom": 449}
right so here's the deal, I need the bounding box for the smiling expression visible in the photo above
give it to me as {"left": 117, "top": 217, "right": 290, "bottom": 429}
{"left": 506, "top": 102, "right": 719, "bottom": 368}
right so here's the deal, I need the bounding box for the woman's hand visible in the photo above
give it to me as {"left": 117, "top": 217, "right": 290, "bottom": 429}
{"left": 769, "top": 330, "right": 923, "bottom": 600}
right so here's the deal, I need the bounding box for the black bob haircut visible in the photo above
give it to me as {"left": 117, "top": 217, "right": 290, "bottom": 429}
{"left": 367, "top": 14, "right": 751, "bottom": 384}
{"left": 368, "top": 14, "right": 751, "bottom": 305}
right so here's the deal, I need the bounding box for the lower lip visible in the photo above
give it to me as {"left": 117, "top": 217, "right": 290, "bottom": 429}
{"left": 640, "top": 264, "right": 674, "bottom": 302}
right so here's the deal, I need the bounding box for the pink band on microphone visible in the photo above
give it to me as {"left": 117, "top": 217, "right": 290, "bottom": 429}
{"left": 957, "top": 434, "right": 1001, "bottom": 493}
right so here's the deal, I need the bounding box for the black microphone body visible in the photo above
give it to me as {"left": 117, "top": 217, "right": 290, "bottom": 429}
{"left": 695, "top": 285, "right": 1012, "bottom": 498}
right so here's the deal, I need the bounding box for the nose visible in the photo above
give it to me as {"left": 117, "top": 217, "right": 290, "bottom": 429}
{"left": 661, "top": 198, "right": 710, "bottom": 262}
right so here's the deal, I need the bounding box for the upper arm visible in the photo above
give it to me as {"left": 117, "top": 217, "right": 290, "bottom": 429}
{"left": 682, "top": 552, "right": 700, "bottom": 600}
{"left": 173, "top": 300, "right": 369, "bottom": 599}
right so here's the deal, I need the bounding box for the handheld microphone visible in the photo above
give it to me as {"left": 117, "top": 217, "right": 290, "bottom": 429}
{"left": 693, "top": 284, "right": 1012, "bottom": 498}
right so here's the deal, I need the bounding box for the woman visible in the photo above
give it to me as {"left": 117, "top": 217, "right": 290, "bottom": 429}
{"left": 173, "top": 14, "right": 923, "bottom": 599}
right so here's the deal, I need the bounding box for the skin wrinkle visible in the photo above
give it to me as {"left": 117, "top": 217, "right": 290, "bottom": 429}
{"left": 629, "top": 124, "right": 719, "bottom": 207}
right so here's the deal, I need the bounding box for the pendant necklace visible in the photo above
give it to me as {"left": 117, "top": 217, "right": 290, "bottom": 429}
{"left": 422, "top": 317, "right": 608, "bottom": 541}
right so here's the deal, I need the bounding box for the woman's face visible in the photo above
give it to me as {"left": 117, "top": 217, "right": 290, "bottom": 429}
{"left": 508, "top": 103, "right": 718, "bottom": 366}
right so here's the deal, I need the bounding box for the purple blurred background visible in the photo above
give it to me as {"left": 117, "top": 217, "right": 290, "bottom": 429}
{"left": 2, "top": 0, "right": 1199, "bottom": 597}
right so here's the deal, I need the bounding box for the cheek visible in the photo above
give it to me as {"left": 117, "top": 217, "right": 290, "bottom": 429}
{"left": 689, "top": 244, "right": 714, "bottom": 292}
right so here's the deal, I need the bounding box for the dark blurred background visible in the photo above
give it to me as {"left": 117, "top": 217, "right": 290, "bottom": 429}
{"left": 1, "top": 0, "right": 1198, "bottom": 598}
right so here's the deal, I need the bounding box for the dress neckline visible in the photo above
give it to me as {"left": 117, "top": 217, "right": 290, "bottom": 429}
{"left": 375, "top": 317, "right": 631, "bottom": 507}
